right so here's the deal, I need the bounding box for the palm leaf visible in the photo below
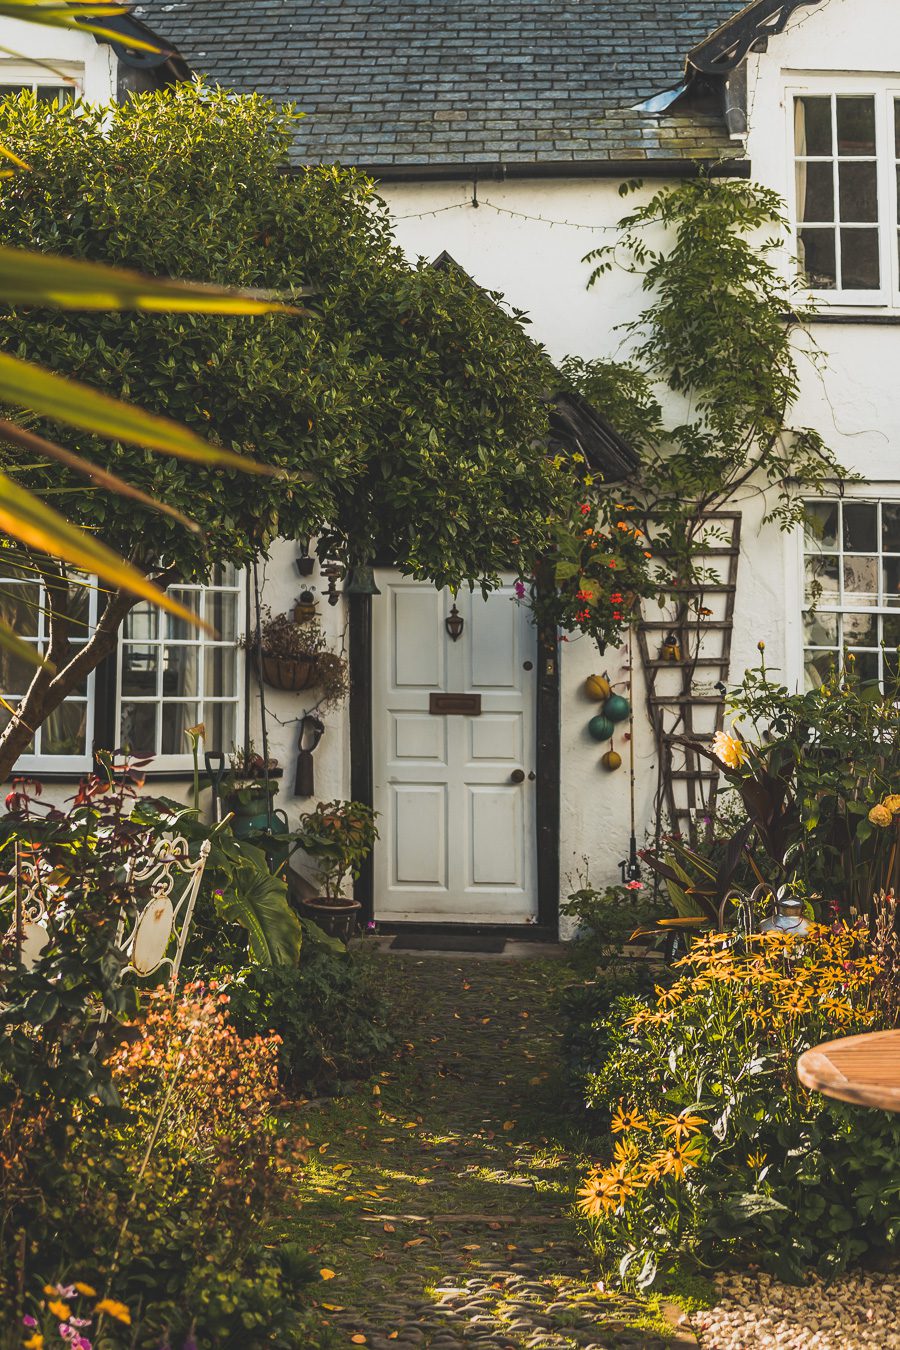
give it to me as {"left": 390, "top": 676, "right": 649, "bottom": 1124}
{"left": 0, "top": 352, "right": 276, "bottom": 471}
{"left": 0, "top": 471, "right": 211, "bottom": 627}
{"left": 214, "top": 844, "right": 303, "bottom": 965}
{"left": 0, "top": 419, "right": 200, "bottom": 531}
{"left": 0, "top": 615, "right": 49, "bottom": 669}
{"left": 0, "top": 247, "right": 308, "bottom": 314}
{"left": 0, "top": 1, "right": 161, "bottom": 50}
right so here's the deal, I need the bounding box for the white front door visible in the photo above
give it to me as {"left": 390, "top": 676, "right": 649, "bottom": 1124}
{"left": 372, "top": 571, "right": 537, "bottom": 923}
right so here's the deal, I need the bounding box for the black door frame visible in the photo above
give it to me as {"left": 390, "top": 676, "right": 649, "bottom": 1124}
{"left": 348, "top": 583, "right": 561, "bottom": 940}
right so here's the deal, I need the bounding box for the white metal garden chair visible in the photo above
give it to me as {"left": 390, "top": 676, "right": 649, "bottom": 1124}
{"left": 3, "top": 833, "right": 211, "bottom": 989}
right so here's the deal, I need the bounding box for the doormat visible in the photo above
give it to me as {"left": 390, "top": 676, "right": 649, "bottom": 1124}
{"left": 389, "top": 933, "right": 507, "bottom": 954}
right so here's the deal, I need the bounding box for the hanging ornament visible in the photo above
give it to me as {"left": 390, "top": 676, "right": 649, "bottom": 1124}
{"left": 588, "top": 714, "right": 615, "bottom": 742}
{"left": 601, "top": 749, "right": 622, "bottom": 771}
{"left": 585, "top": 673, "right": 611, "bottom": 701}
{"left": 604, "top": 692, "right": 631, "bottom": 723}
{"left": 660, "top": 629, "right": 681, "bottom": 662}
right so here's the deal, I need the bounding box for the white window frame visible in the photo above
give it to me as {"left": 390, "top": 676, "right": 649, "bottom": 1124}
{"left": 115, "top": 571, "right": 245, "bottom": 773}
{"left": 799, "top": 494, "right": 900, "bottom": 691}
{"left": 0, "top": 571, "right": 97, "bottom": 774}
{"left": 0, "top": 58, "right": 83, "bottom": 100}
{"left": 786, "top": 77, "right": 900, "bottom": 309}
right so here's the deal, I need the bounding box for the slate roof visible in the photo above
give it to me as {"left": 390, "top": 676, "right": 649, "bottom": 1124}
{"left": 132, "top": 1, "right": 750, "bottom": 171}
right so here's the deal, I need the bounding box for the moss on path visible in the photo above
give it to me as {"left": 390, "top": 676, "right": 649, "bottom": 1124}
{"left": 284, "top": 954, "right": 692, "bottom": 1349}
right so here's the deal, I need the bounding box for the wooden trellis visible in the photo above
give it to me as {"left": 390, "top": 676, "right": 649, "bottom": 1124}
{"left": 637, "top": 512, "right": 742, "bottom": 843}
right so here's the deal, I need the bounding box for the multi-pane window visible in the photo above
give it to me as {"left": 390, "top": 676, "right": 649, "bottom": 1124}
{"left": 0, "top": 80, "right": 72, "bottom": 103}
{"left": 794, "top": 94, "right": 881, "bottom": 293}
{"left": 792, "top": 87, "right": 900, "bottom": 302}
{"left": 0, "top": 569, "right": 96, "bottom": 768}
{"left": 803, "top": 500, "right": 900, "bottom": 689}
{"left": 117, "top": 566, "right": 242, "bottom": 769}
{"left": 0, "top": 60, "right": 81, "bottom": 104}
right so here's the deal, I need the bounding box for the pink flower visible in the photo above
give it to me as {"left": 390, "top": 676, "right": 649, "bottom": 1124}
{"left": 625, "top": 880, "right": 644, "bottom": 891}
{"left": 22, "top": 1316, "right": 37, "bottom": 1328}
{"left": 514, "top": 580, "right": 526, "bottom": 598}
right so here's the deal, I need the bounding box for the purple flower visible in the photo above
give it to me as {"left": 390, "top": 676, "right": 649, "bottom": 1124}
{"left": 22, "top": 1315, "right": 37, "bottom": 1328}
{"left": 514, "top": 581, "right": 526, "bottom": 599}
{"left": 366, "top": 920, "right": 377, "bottom": 932}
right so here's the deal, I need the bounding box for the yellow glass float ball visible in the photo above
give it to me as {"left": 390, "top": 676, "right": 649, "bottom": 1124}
{"left": 585, "top": 673, "right": 611, "bottom": 702}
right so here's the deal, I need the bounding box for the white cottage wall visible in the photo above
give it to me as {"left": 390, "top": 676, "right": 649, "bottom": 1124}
{"left": 378, "top": 176, "right": 795, "bottom": 912}
{"left": 0, "top": 16, "right": 116, "bottom": 101}
{"left": 12, "top": 0, "right": 900, "bottom": 919}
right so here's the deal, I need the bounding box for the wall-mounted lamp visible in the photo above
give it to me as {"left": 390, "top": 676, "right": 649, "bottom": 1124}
{"left": 445, "top": 603, "right": 464, "bottom": 641}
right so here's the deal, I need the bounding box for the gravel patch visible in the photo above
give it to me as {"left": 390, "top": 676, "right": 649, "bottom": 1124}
{"left": 693, "top": 1270, "right": 900, "bottom": 1349}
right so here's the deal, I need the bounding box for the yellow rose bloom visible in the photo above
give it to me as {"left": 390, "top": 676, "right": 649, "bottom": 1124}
{"left": 883, "top": 793, "right": 900, "bottom": 813}
{"left": 868, "top": 803, "right": 893, "bottom": 827}
{"left": 711, "top": 730, "right": 747, "bottom": 770}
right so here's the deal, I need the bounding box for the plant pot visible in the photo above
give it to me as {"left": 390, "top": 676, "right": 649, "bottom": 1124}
{"left": 298, "top": 896, "right": 362, "bottom": 942}
{"left": 261, "top": 654, "right": 318, "bottom": 692}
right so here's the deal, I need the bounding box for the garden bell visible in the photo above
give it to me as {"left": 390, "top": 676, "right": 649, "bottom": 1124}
{"left": 344, "top": 563, "right": 381, "bottom": 596}
{"left": 661, "top": 629, "right": 682, "bottom": 663}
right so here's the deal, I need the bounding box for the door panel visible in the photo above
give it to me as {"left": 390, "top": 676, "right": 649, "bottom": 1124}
{"left": 392, "top": 784, "right": 447, "bottom": 887}
{"left": 469, "top": 786, "right": 522, "bottom": 886}
{"left": 373, "top": 572, "right": 537, "bottom": 923}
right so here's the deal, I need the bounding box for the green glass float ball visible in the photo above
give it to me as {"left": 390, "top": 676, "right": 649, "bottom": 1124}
{"left": 587, "top": 714, "right": 615, "bottom": 742}
{"left": 604, "top": 693, "right": 631, "bottom": 723}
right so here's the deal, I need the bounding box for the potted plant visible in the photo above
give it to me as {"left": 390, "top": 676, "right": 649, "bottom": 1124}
{"left": 245, "top": 605, "right": 325, "bottom": 692}
{"left": 222, "top": 743, "right": 279, "bottom": 816}
{"left": 289, "top": 799, "right": 378, "bottom": 940}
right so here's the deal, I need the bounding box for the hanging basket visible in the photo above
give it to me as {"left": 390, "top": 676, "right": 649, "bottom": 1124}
{"left": 261, "top": 654, "right": 318, "bottom": 692}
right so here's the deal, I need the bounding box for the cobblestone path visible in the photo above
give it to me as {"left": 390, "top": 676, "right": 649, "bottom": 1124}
{"left": 286, "top": 954, "right": 694, "bottom": 1349}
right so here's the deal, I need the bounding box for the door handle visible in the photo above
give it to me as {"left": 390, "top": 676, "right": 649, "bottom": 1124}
{"left": 510, "top": 769, "right": 525, "bottom": 784}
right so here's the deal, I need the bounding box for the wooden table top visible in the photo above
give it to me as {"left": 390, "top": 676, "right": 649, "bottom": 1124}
{"left": 797, "top": 1029, "right": 900, "bottom": 1112}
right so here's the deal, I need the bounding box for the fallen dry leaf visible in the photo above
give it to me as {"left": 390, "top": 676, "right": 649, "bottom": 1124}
{"left": 502, "top": 1121, "right": 516, "bottom": 1131}
{"left": 462, "top": 1243, "right": 481, "bottom": 1251}
{"left": 351, "top": 1336, "right": 367, "bottom": 1345}
{"left": 321, "top": 1303, "right": 345, "bottom": 1312}
{"left": 383, "top": 1223, "right": 396, "bottom": 1233}
{"left": 403, "top": 1237, "right": 427, "bottom": 1248}
{"left": 319, "top": 1269, "right": 336, "bottom": 1281}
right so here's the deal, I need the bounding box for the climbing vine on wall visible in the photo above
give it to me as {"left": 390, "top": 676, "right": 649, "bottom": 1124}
{"left": 565, "top": 175, "right": 854, "bottom": 592}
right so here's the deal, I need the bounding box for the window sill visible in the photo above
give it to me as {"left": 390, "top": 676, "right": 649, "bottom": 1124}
{"left": 3, "top": 767, "right": 286, "bottom": 786}
{"left": 785, "top": 308, "right": 900, "bottom": 325}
